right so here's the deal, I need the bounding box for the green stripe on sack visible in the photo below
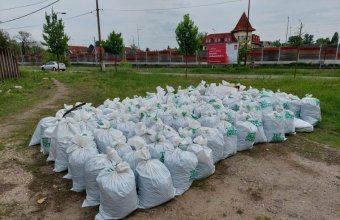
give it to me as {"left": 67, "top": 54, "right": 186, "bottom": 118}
{"left": 227, "top": 127, "right": 237, "bottom": 137}
{"left": 245, "top": 132, "right": 256, "bottom": 142}
{"left": 272, "top": 133, "right": 284, "bottom": 142}
{"left": 189, "top": 169, "right": 197, "bottom": 181}
{"left": 42, "top": 137, "right": 51, "bottom": 149}
{"left": 160, "top": 151, "right": 165, "bottom": 163}
{"left": 285, "top": 111, "right": 294, "bottom": 119}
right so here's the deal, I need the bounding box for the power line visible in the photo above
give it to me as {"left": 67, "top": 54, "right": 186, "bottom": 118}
{"left": 2, "top": 10, "right": 95, "bottom": 30}
{"left": 105, "top": 0, "right": 244, "bottom": 12}
{"left": 0, "top": 0, "right": 60, "bottom": 24}
{"left": 0, "top": 0, "right": 50, "bottom": 11}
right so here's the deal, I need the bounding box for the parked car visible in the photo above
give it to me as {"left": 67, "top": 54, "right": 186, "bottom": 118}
{"left": 41, "top": 61, "right": 66, "bottom": 71}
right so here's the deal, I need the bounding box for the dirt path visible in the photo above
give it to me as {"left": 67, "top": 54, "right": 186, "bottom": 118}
{"left": 0, "top": 78, "right": 69, "bottom": 219}
{"left": 0, "top": 78, "right": 68, "bottom": 139}
{"left": 0, "top": 79, "right": 339, "bottom": 220}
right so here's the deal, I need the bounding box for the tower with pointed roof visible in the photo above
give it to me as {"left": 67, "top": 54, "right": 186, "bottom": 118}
{"left": 202, "top": 12, "right": 261, "bottom": 50}
{"left": 231, "top": 12, "right": 256, "bottom": 44}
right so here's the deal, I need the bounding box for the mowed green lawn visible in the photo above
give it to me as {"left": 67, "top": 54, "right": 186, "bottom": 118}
{"left": 1, "top": 66, "right": 339, "bottom": 148}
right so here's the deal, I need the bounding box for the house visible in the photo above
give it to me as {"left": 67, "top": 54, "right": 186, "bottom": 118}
{"left": 67, "top": 46, "right": 89, "bottom": 56}
{"left": 203, "top": 12, "right": 261, "bottom": 50}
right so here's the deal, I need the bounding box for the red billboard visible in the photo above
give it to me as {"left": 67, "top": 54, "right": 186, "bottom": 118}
{"left": 208, "top": 44, "right": 228, "bottom": 64}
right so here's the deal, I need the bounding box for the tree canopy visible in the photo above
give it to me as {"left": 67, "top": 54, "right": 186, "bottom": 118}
{"left": 102, "top": 31, "right": 124, "bottom": 55}
{"left": 288, "top": 35, "right": 303, "bottom": 46}
{"left": 175, "top": 14, "right": 199, "bottom": 77}
{"left": 0, "top": 30, "right": 10, "bottom": 49}
{"left": 175, "top": 14, "right": 199, "bottom": 56}
{"left": 102, "top": 30, "right": 124, "bottom": 71}
{"left": 303, "top": 33, "right": 314, "bottom": 45}
{"left": 331, "top": 32, "right": 339, "bottom": 45}
{"left": 16, "top": 31, "right": 34, "bottom": 55}
{"left": 316, "top": 37, "right": 331, "bottom": 45}
{"left": 42, "top": 10, "right": 69, "bottom": 61}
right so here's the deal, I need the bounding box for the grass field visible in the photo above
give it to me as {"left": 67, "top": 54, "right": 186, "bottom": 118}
{"left": 20, "top": 65, "right": 340, "bottom": 77}
{"left": 0, "top": 70, "right": 54, "bottom": 118}
{"left": 138, "top": 66, "right": 340, "bottom": 77}
{"left": 1, "top": 66, "right": 339, "bottom": 148}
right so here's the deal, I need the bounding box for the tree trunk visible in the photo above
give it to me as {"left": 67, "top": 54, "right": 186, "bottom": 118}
{"left": 57, "top": 54, "right": 60, "bottom": 71}
{"left": 115, "top": 54, "right": 117, "bottom": 72}
{"left": 185, "top": 52, "right": 188, "bottom": 79}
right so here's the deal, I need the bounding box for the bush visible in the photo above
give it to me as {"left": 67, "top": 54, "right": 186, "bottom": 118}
{"left": 43, "top": 53, "right": 70, "bottom": 66}
{"left": 119, "top": 60, "right": 132, "bottom": 69}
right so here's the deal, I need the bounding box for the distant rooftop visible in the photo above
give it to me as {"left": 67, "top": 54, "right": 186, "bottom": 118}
{"left": 231, "top": 12, "right": 255, "bottom": 33}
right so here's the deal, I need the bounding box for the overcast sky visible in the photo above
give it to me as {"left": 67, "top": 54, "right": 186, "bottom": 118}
{"left": 1, "top": 0, "right": 340, "bottom": 50}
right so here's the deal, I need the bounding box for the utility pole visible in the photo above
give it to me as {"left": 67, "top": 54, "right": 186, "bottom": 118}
{"left": 244, "top": 0, "right": 251, "bottom": 65}
{"left": 94, "top": 36, "right": 97, "bottom": 65}
{"left": 137, "top": 27, "right": 142, "bottom": 50}
{"left": 96, "top": 0, "right": 105, "bottom": 71}
{"left": 137, "top": 27, "right": 142, "bottom": 69}
{"left": 285, "top": 16, "right": 289, "bottom": 44}
{"left": 294, "top": 20, "right": 303, "bottom": 78}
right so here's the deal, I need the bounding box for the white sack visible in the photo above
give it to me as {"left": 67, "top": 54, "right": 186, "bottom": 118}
{"left": 83, "top": 150, "right": 118, "bottom": 207}
{"left": 29, "top": 117, "right": 58, "bottom": 146}
{"left": 136, "top": 149, "right": 175, "bottom": 209}
{"left": 301, "top": 95, "right": 321, "bottom": 125}
{"left": 236, "top": 121, "right": 257, "bottom": 151}
{"left": 187, "top": 136, "right": 215, "bottom": 180}
{"left": 95, "top": 162, "right": 138, "bottom": 220}
{"left": 164, "top": 148, "right": 198, "bottom": 195}
{"left": 216, "top": 121, "right": 238, "bottom": 158}
{"left": 263, "top": 112, "right": 286, "bottom": 142}
{"left": 66, "top": 134, "right": 99, "bottom": 192}
{"left": 197, "top": 127, "right": 224, "bottom": 163}
{"left": 53, "top": 118, "right": 81, "bottom": 172}
{"left": 294, "top": 118, "right": 314, "bottom": 132}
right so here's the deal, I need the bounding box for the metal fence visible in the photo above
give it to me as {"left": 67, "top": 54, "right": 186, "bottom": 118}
{"left": 68, "top": 51, "right": 208, "bottom": 65}
{"left": 250, "top": 45, "right": 340, "bottom": 64}
{"left": 17, "top": 45, "right": 340, "bottom": 65}
{"left": 0, "top": 48, "right": 19, "bottom": 80}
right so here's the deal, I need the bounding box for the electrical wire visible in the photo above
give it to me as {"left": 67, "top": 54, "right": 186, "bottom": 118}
{"left": 0, "top": 0, "right": 60, "bottom": 24}
{"left": 0, "top": 0, "right": 50, "bottom": 11}
{"left": 105, "top": 0, "right": 244, "bottom": 12}
{"left": 2, "top": 10, "right": 95, "bottom": 30}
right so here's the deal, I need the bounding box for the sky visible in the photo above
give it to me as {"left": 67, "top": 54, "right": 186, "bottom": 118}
{"left": 0, "top": 0, "right": 340, "bottom": 50}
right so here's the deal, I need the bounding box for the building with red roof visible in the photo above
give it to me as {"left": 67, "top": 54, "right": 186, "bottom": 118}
{"left": 203, "top": 12, "right": 261, "bottom": 50}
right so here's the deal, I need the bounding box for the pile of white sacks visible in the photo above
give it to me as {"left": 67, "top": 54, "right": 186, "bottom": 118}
{"left": 29, "top": 81, "right": 321, "bottom": 219}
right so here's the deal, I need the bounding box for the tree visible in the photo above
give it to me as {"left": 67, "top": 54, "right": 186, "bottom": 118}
{"left": 316, "top": 38, "right": 331, "bottom": 45}
{"left": 130, "top": 43, "right": 138, "bottom": 54}
{"left": 197, "top": 32, "right": 208, "bottom": 51}
{"left": 30, "top": 41, "right": 46, "bottom": 56}
{"left": 42, "top": 10, "right": 69, "bottom": 71}
{"left": 16, "top": 31, "right": 33, "bottom": 55}
{"left": 288, "top": 35, "right": 303, "bottom": 46}
{"left": 0, "top": 30, "right": 10, "bottom": 49}
{"left": 272, "top": 40, "right": 281, "bottom": 47}
{"left": 303, "top": 33, "right": 314, "bottom": 45}
{"left": 331, "top": 32, "right": 339, "bottom": 45}
{"left": 175, "top": 14, "right": 199, "bottom": 78}
{"left": 102, "top": 30, "right": 124, "bottom": 72}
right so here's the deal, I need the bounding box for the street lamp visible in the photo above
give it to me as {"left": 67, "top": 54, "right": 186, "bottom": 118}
{"left": 56, "top": 12, "right": 67, "bottom": 15}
